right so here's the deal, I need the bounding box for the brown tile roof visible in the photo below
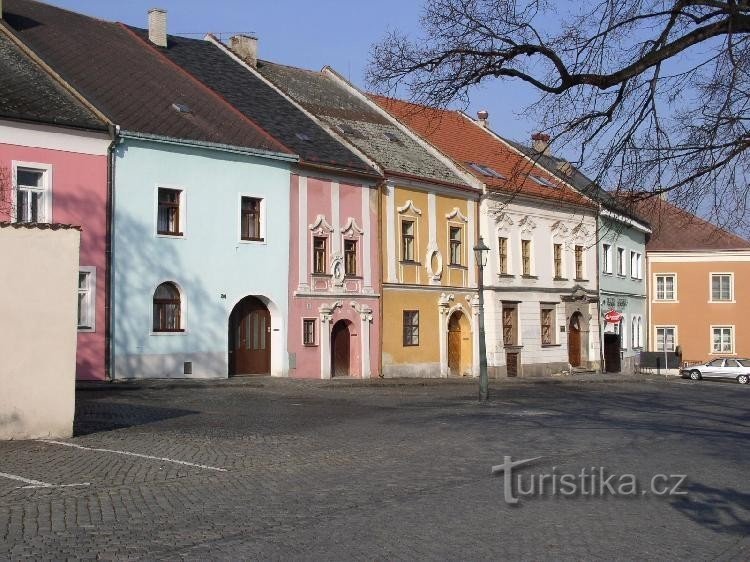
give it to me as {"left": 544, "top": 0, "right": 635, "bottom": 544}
{"left": 631, "top": 198, "right": 750, "bottom": 251}
{"left": 369, "top": 95, "right": 593, "bottom": 207}
{"left": 0, "top": 221, "right": 81, "bottom": 231}
{"left": 2, "top": 0, "right": 292, "bottom": 156}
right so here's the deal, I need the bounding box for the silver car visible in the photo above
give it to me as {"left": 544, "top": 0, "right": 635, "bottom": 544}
{"left": 681, "top": 358, "right": 750, "bottom": 384}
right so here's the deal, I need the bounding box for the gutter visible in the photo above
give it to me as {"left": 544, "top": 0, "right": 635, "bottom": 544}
{"left": 600, "top": 208, "right": 651, "bottom": 234}
{"left": 119, "top": 130, "right": 299, "bottom": 163}
{"left": 105, "top": 124, "right": 118, "bottom": 381}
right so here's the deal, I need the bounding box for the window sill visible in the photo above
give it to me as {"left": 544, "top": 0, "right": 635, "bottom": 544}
{"left": 303, "top": 343, "right": 318, "bottom": 347}
{"left": 400, "top": 260, "right": 422, "bottom": 266}
{"left": 345, "top": 274, "right": 363, "bottom": 280}
{"left": 311, "top": 273, "right": 332, "bottom": 278}
{"left": 156, "top": 232, "right": 184, "bottom": 239}
{"left": 573, "top": 278, "right": 589, "bottom": 283}
{"left": 653, "top": 300, "right": 679, "bottom": 304}
{"left": 521, "top": 275, "right": 539, "bottom": 280}
{"left": 709, "top": 351, "right": 736, "bottom": 356}
{"left": 541, "top": 344, "right": 561, "bottom": 348}
{"left": 498, "top": 273, "right": 515, "bottom": 278}
{"left": 239, "top": 237, "right": 266, "bottom": 245}
{"left": 603, "top": 271, "right": 613, "bottom": 276}
{"left": 448, "top": 264, "right": 467, "bottom": 270}
{"left": 77, "top": 327, "right": 95, "bottom": 333}
{"left": 708, "top": 300, "right": 735, "bottom": 304}
{"left": 151, "top": 329, "right": 186, "bottom": 336}
{"left": 553, "top": 277, "right": 568, "bottom": 281}
{"left": 403, "top": 343, "right": 419, "bottom": 347}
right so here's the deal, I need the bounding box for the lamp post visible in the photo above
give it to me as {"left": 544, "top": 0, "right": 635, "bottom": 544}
{"left": 473, "top": 237, "right": 490, "bottom": 402}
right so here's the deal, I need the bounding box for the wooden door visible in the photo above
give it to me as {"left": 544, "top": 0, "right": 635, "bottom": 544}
{"left": 448, "top": 314, "right": 462, "bottom": 376}
{"left": 506, "top": 352, "right": 519, "bottom": 378}
{"left": 229, "top": 297, "right": 270, "bottom": 375}
{"left": 331, "top": 321, "right": 350, "bottom": 377}
{"left": 603, "top": 333, "right": 621, "bottom": 372}
{"left": 568, "top": 313, "right": 582, "bottom": 367}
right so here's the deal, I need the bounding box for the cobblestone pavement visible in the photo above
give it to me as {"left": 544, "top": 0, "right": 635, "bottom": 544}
{"left": 0, "top": 376, "right": 748, "bottom": 560}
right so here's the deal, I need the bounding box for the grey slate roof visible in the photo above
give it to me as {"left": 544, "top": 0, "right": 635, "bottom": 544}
{"left": 127, "top": 29, "right": 377, "bottom": 177}
{"left": 0, "top": 32, "right": 105, "bottom": 130}
{"left": 257, "top": 61, "right": 468, "bottom": 186}
{"left": 3, "top": 0, "right": 291, "bottom": 155}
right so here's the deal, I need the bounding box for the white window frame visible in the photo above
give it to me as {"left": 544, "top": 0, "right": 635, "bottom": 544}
{"left": 540, "top": 303, "right": 557, "bottom": 346}
{"left": 654, "top": 325, "right": 677, "bottom": 352}
{"left": 616, "top": 246, "right": 626, "bottom": 276}
{"left": 552, "top": 240, "right": 566, "bottom": 279}
{"left": 710, "top": 325, "right": 735, "bottom": 355}
{"left": 520, "top": 238, "right": 534, "bottom": 276}
{"left": 620, "top": 314, "right": 628, "bottom": 350}
{"left": 12, "top": 161, "right": 53, "bottom": 223}
{"left": 154, "top": 185, "right": 187, "bottom": 239}
{"left": 654, "top": 273, "right": 677, "bottom": 302}
{"left": 631, "top": 316, "right": 637, "bottom": 349}
{"left": 302, "top": 317, "right": 318, "bottom": 346}
{"left": 602, "top": 243, "right": 613, "bottom": 274}
{"left": 574, "top": 244, "right": 586, "bottom": 280}
{"left": 447, "top": 222, "right": 465, "bottom": 267}
{"left": 238, "top": 193, "right": 267, "bottom": 245}
{"left": 496, "top": 232, "right": 512, "bottom": 276}
{"left": 77, "top": 266, "right": 97, "bottom": 332}
{"left": 630, "top": 251, "right": 642, "bottom": 279}
{"left": 709, "top": 272, "right": 734, "bottom": 303}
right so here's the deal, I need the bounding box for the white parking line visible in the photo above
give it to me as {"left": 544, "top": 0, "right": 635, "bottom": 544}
{"left": 0, "top": 471, "right": 90, "bottom": 489}
{"left": 40, "top": 440, "right": 227, "bottom": 472}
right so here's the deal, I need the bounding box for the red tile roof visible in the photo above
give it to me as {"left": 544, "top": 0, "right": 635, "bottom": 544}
{"left": 368, "top": 95, "right": 592, "bottom": 207}
{"left": 631, "top": 198, "right": 750, "bottom": 251}
{"left": 0, "top": 221, "right": 81, "bottom": 231}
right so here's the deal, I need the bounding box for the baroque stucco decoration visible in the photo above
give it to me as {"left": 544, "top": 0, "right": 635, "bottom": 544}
{"left": 340, "top": 217, "right": 364, "bottom": 236}
{"left": 425, "top": 242, "right": 444, "bottom": 282}
{"left": 518, "top": 215, "right": 538, "bottom": 234}
{"left": 309, "top": 215, "right": 334, "bottom": 235}
{"left": 330, "top": 253, "right": 345, "bottom": 287}
{"left": 445, "top": 207, "right": 469, "bottom": 223}
{"left": 397, "top": 200, "right": 423, "bottom": 215}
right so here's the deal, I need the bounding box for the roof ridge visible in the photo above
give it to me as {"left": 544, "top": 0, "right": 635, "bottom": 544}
{"left": 120, "top": 24, "right": 294, "bottom": 157}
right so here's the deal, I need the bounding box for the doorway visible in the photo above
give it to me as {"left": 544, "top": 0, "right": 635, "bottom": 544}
{"left": 603, "top": 333, "right": 621, "bottom": 372}
{"left": 448, "top": 313, "right": 462, "bottom": 376}
{"left": 228, "top": 296, "right": 271, "bottom": 375}
{"left": 568, "top": 312, "right": 583, "bottom": 367}
{"left": 331, "top": 320, "right": 351, "bottom": 377}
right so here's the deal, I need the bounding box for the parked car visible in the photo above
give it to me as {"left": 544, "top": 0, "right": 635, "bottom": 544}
{"left": 681, "top": 358, "right": 750, "bottom": 384}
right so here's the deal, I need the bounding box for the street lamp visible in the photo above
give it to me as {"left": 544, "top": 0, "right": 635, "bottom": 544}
{"left": 473, "top": 236, "right": 490, "bottom": 402}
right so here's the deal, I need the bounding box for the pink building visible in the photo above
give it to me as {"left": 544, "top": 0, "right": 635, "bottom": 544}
{"left": 0, "top": 29, "right": 111, "bottom": 380}
{"left": 289, "top": 173, "right": 381, "bottom": 378}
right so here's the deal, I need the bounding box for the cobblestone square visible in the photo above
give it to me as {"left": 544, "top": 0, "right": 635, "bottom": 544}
{"left": 0, "top": 376, "right": 748, "bottom": 560}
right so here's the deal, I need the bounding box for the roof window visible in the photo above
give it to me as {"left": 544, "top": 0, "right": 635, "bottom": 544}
{"left": 530, "top": 175, "right": 556, "bottom": 187}
{"left": 295, "top": 132, "right": 312, "bottom": 142}
{"left": 171, "top": 103, "right": 192, "bottom": 114}
{"left": 383, "top": 131, "right": 402, "bottom": 144}
{"left": 468, "top": 162, "right": 506, "bottom": 179}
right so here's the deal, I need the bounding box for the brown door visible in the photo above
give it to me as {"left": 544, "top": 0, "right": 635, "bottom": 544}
{"left": 603, "top": 333, "right": 621, "bottom": 372}
{"left": 448, "top": 314, "right": 462, "bottom": 376}
{"left": 331, "top": 320, "right": 350, "bottom": 377}
{"left": 229, "top": 297, "right": 270, "bottom": 375}
{"left": 506, "top": 352, "right": 519, "bottom": 378}
{"left": 568, "top": 313, "right": 582, "bottom": 367}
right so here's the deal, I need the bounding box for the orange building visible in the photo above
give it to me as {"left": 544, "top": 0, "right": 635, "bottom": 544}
{"left": 636, "top": 200, "right": 750, "bottom": 361}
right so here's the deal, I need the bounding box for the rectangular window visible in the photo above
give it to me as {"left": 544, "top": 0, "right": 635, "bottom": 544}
{"left": 502, "top": 304, "right": 518, "bottom": 346}
{"left": 303, "top": 319, "right": 317, "bottom": 346}
{"left": 449, "top": 226, "right": 462, "bottom": 266}
{"left": 403, "top": 310, "right": 419, "bottom": 346}
{"left": 77, "top": 270, "right": 94, "bottom": 330}
{"left": 602, "top": 243, "right": 612, "bottom": 274}
{"left": 313, "top": 237, "right": 327, "bottom": 274}
{"left": 240, "top": 196, "right": 263, "bottom": 241}
{"left": 15, "top": 167, "right": 48, "bottom": 223}
{"left": 617, "top": 247, "right": 626, "bottom": 275}
{"left": 521, "top": 240, "right": 531, "bottom": 276}
{"left": 344, "top": 239, "right": 357, "bottom": 276}
{"left": 540, "top": 306, "right": 555, "bottom": 345}
{"left": 630, "top": 251, "right": 638, "bottom": 279}
{"left": 498, "top": 236, "right": 508, "bottom": 274}
{"left": 157, "top": 188, "right": 182, "bottom": 235}
{"left": 402, "top": 220, "right": 415, "bottom": 261}
{"left": 553, "top": 244, "right": 563, "bottom": 278}
{"left": 711, "top": 274, "right": 732, "bottom": 301}
{"left": 655, "top": 274, "right": 676, "bottom": 300}
{"left": 655, "top": 327, "right": 676, "bottom": 352}
{"left": 712, "top": 326, "right": 733, "bottom": 353}
{"left": 575, "top": 245, "right": 584, "bottom": 279}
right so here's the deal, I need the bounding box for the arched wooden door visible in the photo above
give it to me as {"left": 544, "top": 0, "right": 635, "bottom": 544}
{"left": 448, "top": 313, "right": 462, "bottom": 376}
{"left": 331, "top": 320, "right": 351, "bottom": 377}
{"left": 568, "top": 313, "right": 582, "bottom": 367}
{"left": 228, "top": 296, "right": 270, "bottom": 375}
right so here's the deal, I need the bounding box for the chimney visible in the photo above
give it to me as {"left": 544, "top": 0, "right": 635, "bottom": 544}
{"left": 148, "top": 8, "right": 167, "bottom": 48}
{"left": 476, "top": 110, "right": 489, "bottom": 128}
{"left": 531, "top": 132, "right": 551, "bottom": 155}
{"left": 230, "top": 34, "right": 258, "bottom": 68}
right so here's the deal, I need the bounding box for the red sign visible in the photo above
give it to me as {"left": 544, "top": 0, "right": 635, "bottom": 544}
{"left": 604, "top": 309, "right": 623, "bottom": 324}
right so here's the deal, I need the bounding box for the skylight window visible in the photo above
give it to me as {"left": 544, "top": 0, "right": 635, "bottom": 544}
{"left": 384, "top": 131, "right": 402, "bottom": 144}
{"left": 295, "top": 132, "right": 312, "bottom": 142}
{"left": 172, "top": 102, "right": 192, "bottom": 114}
{"left": 467, "top": 162, "right": 506, "bottom": 179}
{"left": 530, "top": 175, "right": 556, "bottom": 187}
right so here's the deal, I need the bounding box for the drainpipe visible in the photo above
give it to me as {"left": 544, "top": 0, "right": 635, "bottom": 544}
{"left": 377, "top": 180, "right": 385, "bottom": 377}
{"left": 596, "top": 205, "right": 604, "bottom": 373}
{"left": 104, "top": 125, "right": 119, "bottom": 381}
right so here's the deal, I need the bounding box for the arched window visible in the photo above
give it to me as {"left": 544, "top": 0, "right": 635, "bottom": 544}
{"left": 153, "top": 282, "right": 182, "bottom": 332}
{"left": 637, "top": 316, "right": 643, "bottom": 348}
{"left": 632, "top": 316, "right": 638, "bottom": 348}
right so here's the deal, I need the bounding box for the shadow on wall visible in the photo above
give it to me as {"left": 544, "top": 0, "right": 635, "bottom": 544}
{"left": 112, "top": 206, "right": 228, "bottom": 378}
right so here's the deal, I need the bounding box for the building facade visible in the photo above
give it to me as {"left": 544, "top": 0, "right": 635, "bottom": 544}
{"left": 372, "top": 99, "right": 601, "bottom": 377}
{"left": 0, "top": 27, "right": 111, "bottom": 381}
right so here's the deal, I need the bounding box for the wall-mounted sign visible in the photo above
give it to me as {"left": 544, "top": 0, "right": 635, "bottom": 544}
{"left": 604, "top": 309, "right": 623, "bottom": 324}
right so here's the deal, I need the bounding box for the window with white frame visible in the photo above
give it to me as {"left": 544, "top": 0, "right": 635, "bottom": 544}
{"left": 655, "top": 274, "right": 676, "bottom": 301}
{"left": 498, "top": 236, "right": 509, "bottom": 275}
{"left": 540, "top": 305, "right": 556, "bottom": 345}
{"left": 157, "top": 187, "right": 183, "bottom": 236}
{"left": 655, "top": 326, "right": 676, "bottom": 352}
{"left": 637, "top": 317, "right": 643, "bottom": 348}
{"left": 15, "top": 165, "right": 51, "bottom": 223}
{"left": 617, "top": 247, "right": 626, "bottom": 276}
{"left": 630, "top": 251, "right": 642, "bottom": 279}
{"left": 574, "top": 245, "right": 585, "bottom": 279}
{"left": 620, "top": 315, "right": 627, "bottom": 349}
{"left": 712, "top": 326, "right": 734, "bottom": 353}
{"left": 240, "top": 196, "right": 264, "bottom": 241}
{"left": 521, "top": 239, "right": 532, "bottom": 276}
{"left": 631, "top": 316, "right": 637, "bottom": 349}
{"left": 602, "top": 243, "right": 613, "bottom": 274}
{"left": 711, "top": 274, "right": 733, "bottom": 302}
{"left": 77, "top": 268, "right": 96, "bottom": 331}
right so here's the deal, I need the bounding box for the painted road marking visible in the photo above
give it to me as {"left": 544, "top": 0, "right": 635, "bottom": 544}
{"left": 41, "top": 440, "right": 228, "bottom": 472}
{"left": 0, "top": 471, "right": 90, "bottom": 489}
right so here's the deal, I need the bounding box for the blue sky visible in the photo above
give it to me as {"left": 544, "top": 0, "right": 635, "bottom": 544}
{"left": 43, "top": 0, "right": 541, "bottom": 148}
